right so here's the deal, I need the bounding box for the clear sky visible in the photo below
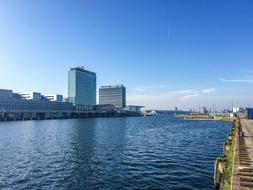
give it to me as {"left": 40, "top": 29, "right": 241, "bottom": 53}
{"left": 0, "top": 0, "right": 253, "bottom": 110}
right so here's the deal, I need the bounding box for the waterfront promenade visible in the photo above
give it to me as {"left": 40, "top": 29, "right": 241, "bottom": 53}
{"left": 232, "top": 119, "right": 253, "bottom": 189}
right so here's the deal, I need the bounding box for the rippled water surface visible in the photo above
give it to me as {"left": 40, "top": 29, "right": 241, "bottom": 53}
{"left": 0, "top": 114, "right": 231, "bottom": 190}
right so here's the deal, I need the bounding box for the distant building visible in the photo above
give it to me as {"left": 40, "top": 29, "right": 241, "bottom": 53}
{"left": 0, "top": 89, "right": 74, "bottom": 114}
{"left": 95, "top": 104, "right": 116, "bottom": 112}
{"left": 247, "top": 108, "right": 253, "bottom": 119}
{"left": 99, "top": 85, "right": 126, "bottom": 108}
{"left": 125, "top": 105, "right": 144, "bottom": 112}
{"left": 233, "top": 107, "right": 244, "bottom": 113}
{"left": 0, "top": 89, "right": 13, "bottom": 98}
{"left": 198, "top": 106, "right": 207, "bottom": 114}
{"left": 44, "top": 95, "right": 63, "bottom": 102}
{"left": 230, "top": 113, "right": 237, "bottom": 118}
{"left": 19, "top": 92, "right": 42, "bottom": 101}
{"left": 68, "top": 66, "right": 96, "bottom": 110}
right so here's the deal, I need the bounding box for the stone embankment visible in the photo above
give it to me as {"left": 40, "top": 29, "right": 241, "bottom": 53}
{"left": 176, "top": 114, "right": 232, "bottom": 121}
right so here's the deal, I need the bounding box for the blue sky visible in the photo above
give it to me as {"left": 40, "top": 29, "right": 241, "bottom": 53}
{"left": 0, "top": 0, "right": 253, "bottom": 110}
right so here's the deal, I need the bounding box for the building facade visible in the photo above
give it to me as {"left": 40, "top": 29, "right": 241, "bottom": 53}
{"left": 99, "top": 85, "right": 126, "bottom": 108}
{"left": 19, "top": 92, "right": 42, "bottom": 101}
{"left": 125, "top": 105, "right": 144, "bottom": 112}
{"left": 68, "top": 66, "right": 96, "bottom": 110}
{"left": 247, "top": 108, "right": 253, "bottom": 119}
{"left": 233, "top": 107, "right": 244, "bottom": 113}
{"left": 0, "top": 89, "right": 13, "bottom": 98}
{"left": 198, "top": 106, "right": 207, "bottom": 114}
{"left": 0, "top": 89, "right": 74, "bottom": 113}
{"left": 44, "top": 95, "right": 63, "bottom": 102}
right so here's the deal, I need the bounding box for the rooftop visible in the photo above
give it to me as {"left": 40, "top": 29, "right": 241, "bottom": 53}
{"left": 100, "top": 85, "right": 125, "bottom": 89}
{"left": 70, "top": 66, "right": 96, "bottom": 75}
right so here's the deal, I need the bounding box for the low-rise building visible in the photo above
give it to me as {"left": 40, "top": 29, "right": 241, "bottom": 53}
{"left": 125, "top": 105, "right": 144, "bottom": 112}
{"left": 19, "top": 92, "right": 42, "bottom": 101}
{"left": 233, "top": 107, "right": 244, "bottom": 113}
{"left": 95, "top": 104, "right": 116, "bottom": 112}
{"left": 44, "top": 95, "right": 63, "bottom": 102}
{"left": 0, "top": 89, "right": 74, "bottom": 115}
{"left": 0, "top": 89, "right": 13, "bottom": 98}
{"left": 247, "top": 108, "right": 253, "bottom": 119}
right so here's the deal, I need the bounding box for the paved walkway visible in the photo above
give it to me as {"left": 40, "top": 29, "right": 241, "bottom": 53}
{"left": 241, "top": 120, "right": 253, "bottom": 164}
{"left": 234, "top": 119, "right": 253, "bottom": 189}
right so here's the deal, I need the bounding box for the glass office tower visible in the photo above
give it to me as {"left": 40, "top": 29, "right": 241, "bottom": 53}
{"left": 68, "top": 66, "right": 96, "bottom": 110}
{"left": 99, "top": 85, "right": 126, "bottom": 108}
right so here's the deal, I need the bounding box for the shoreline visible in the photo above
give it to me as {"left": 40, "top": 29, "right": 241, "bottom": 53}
{"left": 175, "top": 114, "right": 233, "bottom": 122}
{"left": 181, "top": 118, "right": 233, "bottom": 122}
{"left": 0, "top": 111, "right": 143, "bottom": 122}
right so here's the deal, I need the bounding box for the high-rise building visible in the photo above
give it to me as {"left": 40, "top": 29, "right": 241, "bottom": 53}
{"left": 198, "top": 106, "right": 207, "bottom": 114}
{"left": 99, "top": 85, "right": 126, "bottom": 108}
{"left": 68, "top": 66, "right": 96, "bottom": 109}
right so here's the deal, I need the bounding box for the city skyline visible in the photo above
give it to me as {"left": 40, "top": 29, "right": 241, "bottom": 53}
{"left": 0, "top": 0, "right": 253, "bottom": 109}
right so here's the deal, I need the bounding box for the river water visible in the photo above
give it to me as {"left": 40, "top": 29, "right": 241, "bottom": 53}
{"left": 0, "top": 114, "right": 231, "bottom": 190}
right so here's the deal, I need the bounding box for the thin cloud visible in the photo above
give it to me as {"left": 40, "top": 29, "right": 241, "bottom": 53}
{"left": 129, "top": 87, "right": 216, "bottom": 107}
{"left": 167, "top": 88, "right": 215, "bottom": 95}
{"left": 202, "top": 88, "right": 215, "bottom": 94}
{"left": 141, "top": 85, "right": 170, "bottom": 89}
{"left": 179, "top": 93, "right": 200, "bottom": 101}
{"left": 132, "top": 85, "right": 170, "bottom": 92}
{"left": 220, "top": 78, "right": 253, "bottom": 83}
{"left": 167, "top": 89, "right": 196, "bottom": 94}
{"left": 132, "top": 88, "right": 145, "bottom": 92}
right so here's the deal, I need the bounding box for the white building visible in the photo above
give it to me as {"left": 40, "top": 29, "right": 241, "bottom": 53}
{"left": 125, "top": 105, "right": 144, "bottom": 112}
{"left": 233, "top": 107, "right": 244, "bottom": 113}
{"left": 19, "top": 92, "right": 42, "bottom": 101}
{"left": 44, "top": 95, "right": 63, "bottom": 102}
{"left": 198, "top": 106, "right": 207, "bottom": 114}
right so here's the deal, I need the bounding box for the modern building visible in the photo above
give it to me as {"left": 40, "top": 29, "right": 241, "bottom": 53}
{"left": 247, "top": 108, "right": 253, "bottom": 119}
{"left": 95, "top": 104, "right": 116, "bottom": 112}
{"left": 99, "top": 85, "right": 126, "bottom": 108}
{"left": 125, "top": 105, "right": 144, "bottom": 112}
{"left": 0, "top": 90, "right": 74, "bottom": 113}
{"left": 198, "top": 106, "right": 207, "bottom": 114}
{"left": 68, "top": 66, "right": 96, "bottom": 110}
{"left": 0, "top": 89, "right": 13, "bottom": 98}
{"left": 44, "top": 95, "right": 63, "bottom": 102}
{"left": 233, "top": 107, "right": 244, "bottom": 113}
{"left": 19, "top": 92, "right": 42, "bottom": 101}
